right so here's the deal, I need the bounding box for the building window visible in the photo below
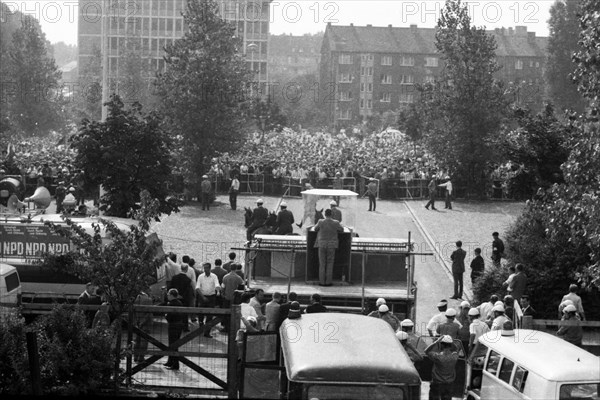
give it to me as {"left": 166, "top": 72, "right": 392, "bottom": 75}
{"left": 425, "top": 57, "right": 438, "bottom": 67}
{"left": 367, "top": 99, "right": 372, "bottom": 109}
{"left": 367, "top": 67, "right": 373, "bottom": 76}
{"left": 360, "top": 83, "right": 365, "bottom": 92}
{"left": 424, "top": 75, "right": 435, "bottom": 84}
{"left": 368, "top": 54, "right": 373, "bottom": 61}
{"left": 361, "top": 67, "right": 365, "bottom": 76}
{"left": 367, "top": 83, "right": 373, "bottom": 92}
{"left": 515, "top": 60, "right": 523, "bottom": 70}
{"left": 338, "top": 109, "right": 351, "bottom": 120}
{"left": 381, "top": 74, "right": 392, "bottom": 84}
{"left": 380, "top": 92, "right": 391, "bottom": 102}
{"left": 339, "top": 53, "right": 353, "bottom": 64}
{"left": 340, "top": 73, "right": 351, "bottom": 83}
{"left": 381, "top": 55, "right": 392, "bottom": 66}
{"left": 340, "top": 91, "right": 352, "bottom": 101}
{"left": 360, "top": 99, "right": 364, "bottom": 108}
{"left": 529, "top": 60, "right": 534, "bottom": 68}
{"left": 400, "top": 75, "right": 414, "bottom": 84}
{"left": 400, "top": 94, "right": 414, "bottom": 103}
{"left": 400, "top": 56, "right": 415, "bottom": 66}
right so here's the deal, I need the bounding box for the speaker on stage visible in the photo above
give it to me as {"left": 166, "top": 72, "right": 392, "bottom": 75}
{"left": 306, "top": 228, "right": 352, "bottom": 282}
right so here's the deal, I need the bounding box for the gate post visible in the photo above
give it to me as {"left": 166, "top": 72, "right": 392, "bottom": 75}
{"left": 227, "top": 304, "right": 241, "bottom": 398}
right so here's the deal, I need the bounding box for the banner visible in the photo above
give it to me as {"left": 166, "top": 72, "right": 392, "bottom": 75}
{"left": 0, "top": 224, "right": 71, "bottom": 262}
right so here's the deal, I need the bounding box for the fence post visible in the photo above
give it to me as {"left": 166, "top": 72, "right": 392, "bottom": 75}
{"left": 26, "top": 330, "right": 43, "bottom": 396}
{"left": 227, "top": 304, "right": 241, "bottom": 398}
{"left": 126, "top": 305, "right": 134, "bottom": 387}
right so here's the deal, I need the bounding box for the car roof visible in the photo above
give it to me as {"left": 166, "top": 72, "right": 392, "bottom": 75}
{"left": 479, "top": 329, "right": 600, "bottom": 381}
{"left": 0, "top": 263, "right": 17, "bottom": 275}
{"left": 280, "top": 313, "right": 421, "bottom": 385}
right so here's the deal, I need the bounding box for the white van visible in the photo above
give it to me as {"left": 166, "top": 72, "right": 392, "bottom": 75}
{"left": 465, "top": 329, "right": 600, "bottom": 400}
{"left": 0, "top": 263, "right": 21, "bottom": 307}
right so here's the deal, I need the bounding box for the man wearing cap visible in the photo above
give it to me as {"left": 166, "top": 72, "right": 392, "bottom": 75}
{"left": 425, "top": 335, "right": 459, "bottom": 400}
{"left": 366, "top": 178, "right": 378, "bottom": 211}
{"left": 200, "top": 175, "right": 212, "bottom": 210}
{"left": 329, "top": 200, "right": 342, "bottom": 222}
{"left": 275, "top": 201, "right": 294, "bottom": 235}
{"left": 427, "top": 300, "right": 449, "bottom": 337}
{"left": 436, "top": 308, "right": 461, "bottom": 339}
{"left": 368, "top": 298, "right": 387, "bottom": 317}
{"left": 396, "top": 331, "right": 423, "bottom": 363}
{"left": 468, "top": 308, "right": 489, "bottom": 355}
{"left": 378, "top": 304, "right": 400, "bottom": 331}
{"left": 246, "top": 199, "right": 268, "bottom": 241}
{"left": 425, "top": 175, "right": 438, "bottom": 210}
{"left": 457, "top": 301, "right": 471, "bottom": 351}
{"left": 313, "top": 208, "right": 344, "bottom": 286}
{"left": 400, "top": 319, "right": 419, "bottom": 348}
{"left": 332, "top": 172, "right": 343, "bottom": 205}
{"left": 437, "top": 176, "right": 453, "bottom": 209}
{"left": 450, "top": 241, "right": 466, "bottom": 300}
{"left": 560, "top": 284, "right": 585, "bottom": 321}
{"left": 490, "top": 304, "right": 509, "bottom": 331}
{"left": 557, "top": 304, "right": 583, "bottom": 347}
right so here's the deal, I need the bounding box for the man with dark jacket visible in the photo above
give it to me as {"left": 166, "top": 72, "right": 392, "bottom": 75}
{"left": 450, "top": 241, "right": 466, "bottom": 299}
{"left": 305, "top": 293, "right": 327, "bottom": 313}
{"left": 469, "top": 248, "right": 485, "bottom": 285}
{"left": 313, "top": 209, "right": 344, "bottom": 286}
{"left": 277, "top": 292, "right": 298, "bottom": 328}
{"left": 246, "top": 199, "right": 268, "bottom": 240}
{"left": 425, "top": 175, "right": 438, "bottom": 210}
{"left": 170, "top": 267, "right": 193, "bottom": 331}
{"left": 275, "top": 202, "right": 294, "bottom": 235}
{"left": 491, "top": 232, "right": 505, "bottom": 267}
{"left": 78, "top": 282, "right": 102, "bottom": 328}
{"left": 164, "top": 289, "right": 185, "bottom": 370}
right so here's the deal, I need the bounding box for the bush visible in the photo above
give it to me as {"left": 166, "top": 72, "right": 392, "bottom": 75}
{"left": 0, "top": 309, "right": 30, "bottom": 395}
{"left": 35, "top": 304, "right": 115, "bottom": 396}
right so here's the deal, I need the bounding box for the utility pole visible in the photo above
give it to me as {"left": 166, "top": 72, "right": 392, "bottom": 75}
{"left": 101, "top": 0, "right": 109, "bottom": 122}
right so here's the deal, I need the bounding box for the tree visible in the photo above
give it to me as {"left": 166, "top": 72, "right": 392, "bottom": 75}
{"left": 397, "top": 102, "right": 425, "bottom": 143}
{"left": 417, "top": 0, "right": 508, "bottom": 197}
{"left": 251, "top": 97, "right": 286, "bottom": 140}
{"left": 271, "top": 73, "right": 328, "bottom": 130}
{"left": 155, "top": 0, "right": 252, "bottom": 189}
{"left": 117, "top": 36, "right": 155, "bottom": 109}
{"left": 546, "top": 0, "right": 586, "bottom": 114}
{"left": 500, "top": 104, "right": 572, "bottom": 198}
{"left": 5, "top": 16, "right": 65, "bottom": 136}
{"left": 70, "top": 95, "right": 178, "bottom": 217}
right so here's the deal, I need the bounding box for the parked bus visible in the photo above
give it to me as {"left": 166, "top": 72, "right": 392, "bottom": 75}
{"left": 465, "top": 328, "right": 600, "bottom": 400}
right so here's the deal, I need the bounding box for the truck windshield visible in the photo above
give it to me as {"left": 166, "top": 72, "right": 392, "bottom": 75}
{"left": 559, "top": 383, "right": 600, "bottom": 400}
{"left": 307, "top": 384, "right": 407, "bottom": 400}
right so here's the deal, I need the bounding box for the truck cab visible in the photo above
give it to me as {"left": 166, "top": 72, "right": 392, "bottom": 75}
{"left": 0, "top": 263, "right": 21, "bottom": 310}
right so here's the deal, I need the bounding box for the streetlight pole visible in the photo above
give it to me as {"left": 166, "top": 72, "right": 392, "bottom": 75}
{"left": 101, "top": 0, "right": 109, "bottom": 122}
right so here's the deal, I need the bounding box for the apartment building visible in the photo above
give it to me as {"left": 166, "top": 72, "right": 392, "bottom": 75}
{"left": 319, "top": 23, "right": 548, "bottom": 127}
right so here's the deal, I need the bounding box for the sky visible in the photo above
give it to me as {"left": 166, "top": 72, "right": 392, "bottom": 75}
{"left": 4, "top": 0, "right": 554, "bottom": 45}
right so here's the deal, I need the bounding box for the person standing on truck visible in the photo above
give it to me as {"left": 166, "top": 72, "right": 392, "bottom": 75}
{"left": 313, "top": 208, "right": 344, "bottom": 286}
{"left": 55, "top": 180, "right": 66, "bottom": 213}
{"left": 78, "top": 282, "right": 101, "bottom": 328}
{"left": 329, "top": 200, "right": 342, "bottom": 222}
{"left": 425, "top": 335, "right": 459, "bottom": 400}
{"left": 275, "top": 202, "right": 295, "bottom": 235}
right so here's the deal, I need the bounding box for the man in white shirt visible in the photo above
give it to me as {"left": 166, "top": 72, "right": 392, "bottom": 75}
{"left": 196, "top": 262, "right": 221, "bottom": 338}
{"left": 438, "top": 176, "right": 453, "bottom": 209}
{"left": 477, "top": 294, "right": 498, "bottom": 322}
{"left": 468, "top": 308, "right": 490, "bottom": 355}
{"left": 490, "top": 304, "right": 509, "bottom": 330}
{"left": 427, "top": 300, "right": 449, "bottom": 337}
{"left": 240, "top": 292, "right": 259, "bottom": 332}
{"left": 249, "top": 289, "right": 266, "bottom": 330}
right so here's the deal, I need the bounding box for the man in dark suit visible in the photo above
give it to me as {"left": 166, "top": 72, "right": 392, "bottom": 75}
{"left": 277, "top": 292, "right": 298, "bottom": 329}
{"left": 164, "top": 289, "right": 185, "bottom": 370}
{"left": 246, "top": 198, "right": 268, "bottom": 240}
{"left": 330, "top": 200, "right": 342, "bottom": 222}
{"left": 424, "top": 175, "right": 438, "bottom": 210}
{"left": 313, "top": 209, "right": 344, "bottom": 286}
{"left": 78, "top": 282, "right": 102, "bottom": 328}
{"left": 275, "top": 202, "right": 295, "bottom": 235}
{"left": 305, "top": 293, "right": 327, "bottom": 313}
{"left": 170, "top": 268, "right": 192, "bottom": 331}
{"left": 509, "top": 263, "right": 527, "bottom": 301}
{"left": 450, "top": 241, "right": 466, "bottom": 299}
{"left": 520, "top": 295, "right": 536, "bottom": 317}
{"left": 491, "top": 232, "right": 505, "bottom": 267}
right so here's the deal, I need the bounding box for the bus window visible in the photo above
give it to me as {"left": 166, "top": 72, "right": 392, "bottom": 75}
{"left": 498, "top": 357, "right": 515, "bottom": 383}
{"left": 307, "top": 384, "right": 407, "bottom": 400}
{"left": 559, "top": 383, "right": 600, "bottom": 400}
{"left": 5, "top": 272, "right": 20, "bottom": 292}
{"left": 512, "top": 366, "right": 528, "bottom": 393}
{"left": 486, "top": 350, "right": 501, "bottom": 376}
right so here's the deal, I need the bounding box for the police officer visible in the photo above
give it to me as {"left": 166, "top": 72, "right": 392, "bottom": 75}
{"left": 330, "top": 200, "right": 342, "bottom": 222}
{"left": 246, "top": 199, "right": 268, "bottom": 241}
{"left": 275, "top": 201, "right": 294, "bottom": 235}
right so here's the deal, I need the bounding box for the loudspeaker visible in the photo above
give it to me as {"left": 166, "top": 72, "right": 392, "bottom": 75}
{"left": 25, "top": 186, "right": 51, "bottom": 209}
{"left": 6, "top": 194, "right": 27, "bottom": 212}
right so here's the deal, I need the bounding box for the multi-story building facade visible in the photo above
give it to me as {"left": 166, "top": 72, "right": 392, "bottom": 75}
{"left": 319, "top": 23, "right": 548, "bottom": 127}
{"left": 78, "top": 0, "right": 271, "bottom": 94}
{"left": 268, "top": 33, "right": 322, "bottom": 79}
